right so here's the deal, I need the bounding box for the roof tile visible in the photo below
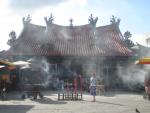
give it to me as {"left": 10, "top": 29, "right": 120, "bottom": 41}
{"left": 6, "top": 23, "right": 132, "bottom": 56}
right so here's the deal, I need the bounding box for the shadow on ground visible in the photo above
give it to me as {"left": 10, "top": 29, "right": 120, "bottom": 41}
{"left": 95, "top": 100, "right": 126, "bottom": 106}
{"left": 99, "top": 90, "right": 144, "bottom": 97}
{"left": 83, "top": 100, "right": 126, "bottom": 106}
{"left": 0, "top": 91, "right": 23, "bottom": 101}
{"left": 31, "top": 97, "right": 67, "bottom": 104}
{"left": 0, "top": 105, "right": 33, "bottom": 113}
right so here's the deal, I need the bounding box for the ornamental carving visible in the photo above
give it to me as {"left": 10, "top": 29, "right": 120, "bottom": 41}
{"left": 110, "top": 15, "right": 120, "bottom": 24}
{"left": 88, "top": 14, "right": 98, "bottom": 26}
{"left": 44, "top": 13, "right": 54, "bottom": 25}
{"left": 22, "top": 14, "right": 31, "bottom": 24}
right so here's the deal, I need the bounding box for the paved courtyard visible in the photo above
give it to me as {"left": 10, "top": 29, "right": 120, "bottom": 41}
{"left": 0, "top": 91, "right": 150, "bottom": 113}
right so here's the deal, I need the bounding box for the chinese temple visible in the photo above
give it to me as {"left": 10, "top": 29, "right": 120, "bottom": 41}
{"left": 1, "top": 14, "right": 133, "bottom": 89}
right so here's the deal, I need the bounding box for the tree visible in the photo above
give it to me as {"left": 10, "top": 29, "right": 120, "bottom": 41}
{"left": 123, "top": 31, "right": 134, "bottom": 48}
{"left": 7, "top": 30, "right": 17, "bottom": 47}
{"left": 124, "top": 31, "right": 132, "bottom": 40}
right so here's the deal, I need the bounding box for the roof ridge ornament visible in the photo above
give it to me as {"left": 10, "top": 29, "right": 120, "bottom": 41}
{"left": 69, "top": 18, "right": 73, "bottom": 27}
{"left": 22, "top": 14, "right": 32, "bottom": 25}
{"left": 44, "top": 13, "right": 54, "bottom": 25}
{"left": 110, "top": 15, "right": 120, "bottom": 25}
{"left": 88, "top": 14, "right": 98, "bottom": 26}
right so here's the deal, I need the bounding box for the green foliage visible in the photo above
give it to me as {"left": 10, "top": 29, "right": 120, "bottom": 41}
{"left": 123, "top": 31, "right": 134, "bottom": 48}
{"left": 124, "top": 31, "right": 132, "bottom": 40}
{"left": 7, "top": 30, "right": 17, "bottom": 47}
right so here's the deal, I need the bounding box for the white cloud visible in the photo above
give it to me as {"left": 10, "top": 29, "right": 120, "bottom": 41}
{"left": 0, "top": 0, "right": 149, "bottom": 51}
{"left": 0, "top": 0, "right": 17, "bottom": 50}
{"left": 9, "top": 0, "right": 68, "bottom": 10}
{"left": 0, "top": 0, "right": 10, "bottom": 16}
{"left": 0, "top": 15, "right": 23, "bottom": 50}
{"left": 31, "top": 0, "right": 89, "bottom": 26}
{"left": 131, "top": 34, "right": 146, "bottom": 45}
{"left": 69, "top": 0, "right": 88, "bottom": 6}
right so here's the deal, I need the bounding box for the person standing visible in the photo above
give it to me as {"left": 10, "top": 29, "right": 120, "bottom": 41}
{"left": 90, "top": 72, "right": 97, "bottom": 102}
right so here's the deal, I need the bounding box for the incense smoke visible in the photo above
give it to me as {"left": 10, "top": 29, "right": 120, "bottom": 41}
{"left": 24, "top": 58, "right": 52, "bottom": 88}
{"left": 40, "top": 58, "right": 51, "bottom": 87}
{"left": 117, "top": 64, "right": 148, "bottom": 90}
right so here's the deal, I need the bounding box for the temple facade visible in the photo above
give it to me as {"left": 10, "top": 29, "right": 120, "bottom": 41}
{"left": 1, "top": 14, "right": 133, "bottom": 89}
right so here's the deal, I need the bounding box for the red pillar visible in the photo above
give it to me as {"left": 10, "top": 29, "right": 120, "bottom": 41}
{"left": 79, "top": 75, "right": 83, "bottom": 94}
{"left": 74, "top": 76, "right": 77, "bottom": 94}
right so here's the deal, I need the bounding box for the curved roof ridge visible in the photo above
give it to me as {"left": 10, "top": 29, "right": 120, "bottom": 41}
{"left": 24, "top": 22, "right": 93, "bottom": 29}
{"left": 96, "top": 23, "right": 118, "bottom": 31}
{"left": 22, "top": 23, "right": 120, "bottom": 29}
{"left": 50, "top": 23, "right": 92, "bottom": 28}
{"left": 23, "top": 22, "right": 119, "bottom": 30}
{"left": 24, "top": 23, "right": 46, "bottom": 29}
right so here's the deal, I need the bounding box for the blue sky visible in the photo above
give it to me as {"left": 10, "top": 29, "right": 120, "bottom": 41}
{"left": 0, "top": 0, "right": 150, "bottom": 51}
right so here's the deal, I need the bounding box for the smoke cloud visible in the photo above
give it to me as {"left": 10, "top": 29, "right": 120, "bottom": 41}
{"left": 117, "top": 64, "right": 149, "bottom": 90}
{"left": 9, "top": 0, "right": 68, "bottom": 10}
{"left": 23, "top": 57, "right": 52, "bottom": 87}
{"left": 40, "top": 58, "right": 52, "bottom": 87}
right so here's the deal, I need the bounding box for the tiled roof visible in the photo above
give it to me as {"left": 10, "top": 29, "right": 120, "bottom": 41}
{"left": 6, "top": 23, "right": 132, "bottom": 56}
